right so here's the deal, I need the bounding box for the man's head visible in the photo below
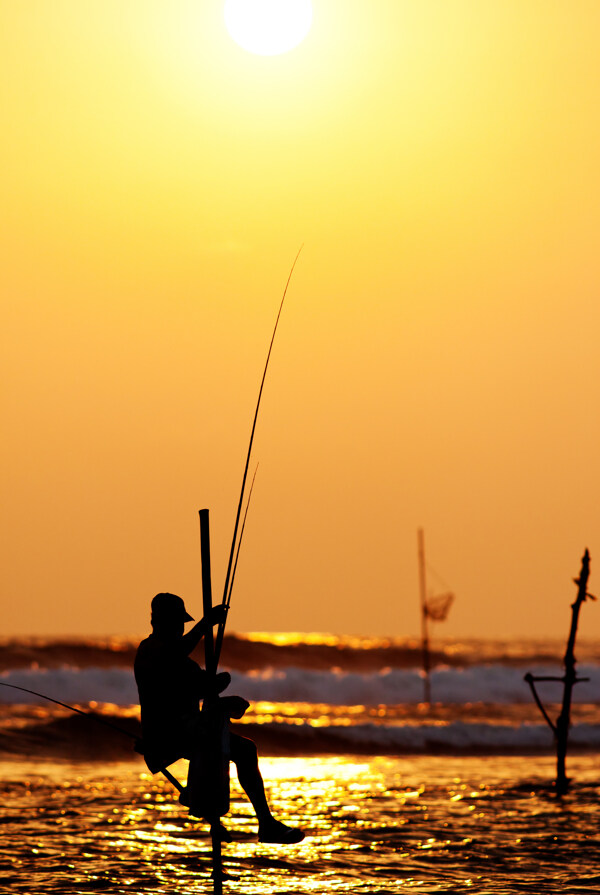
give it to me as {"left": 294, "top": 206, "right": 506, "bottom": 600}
{"left": 151, "top": 592, "right": 193, "bottom": 635}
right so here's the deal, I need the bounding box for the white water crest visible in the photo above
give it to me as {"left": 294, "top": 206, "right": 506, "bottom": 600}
{"left": 2, "top": 663, "right": 599, "bottom": 708}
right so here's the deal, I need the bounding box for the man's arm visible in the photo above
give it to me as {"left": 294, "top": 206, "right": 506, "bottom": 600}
{"left": 181, "top": 605, "right": 226, "bottom": 655}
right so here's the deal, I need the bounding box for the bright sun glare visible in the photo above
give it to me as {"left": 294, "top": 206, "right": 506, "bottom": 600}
{"left": 224, "top": 0, "right": 313, "bottom": 56}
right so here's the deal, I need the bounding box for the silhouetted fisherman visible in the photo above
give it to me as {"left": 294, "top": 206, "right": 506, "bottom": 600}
{"left": 135, "top": 592, "right": 304, "bottom": 843}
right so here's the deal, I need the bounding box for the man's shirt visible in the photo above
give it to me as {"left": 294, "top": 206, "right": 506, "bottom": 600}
{"left": 134, "top": 632, "right": 208, "bottom": 752}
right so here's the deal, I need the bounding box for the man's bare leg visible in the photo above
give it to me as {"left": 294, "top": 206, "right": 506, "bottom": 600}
{"left": 230, "top": 734, "right": 304, "bottom": 843}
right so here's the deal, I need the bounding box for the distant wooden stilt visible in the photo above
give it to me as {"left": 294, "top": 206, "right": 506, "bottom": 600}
{"left": 417, "top": 528, "right": 431, "bottom": 706}
{"left": 417, "top": 529, "right": 455, "bottom": 707}
{"left": 525, "top": 548, "right": 595, "bottom": 795}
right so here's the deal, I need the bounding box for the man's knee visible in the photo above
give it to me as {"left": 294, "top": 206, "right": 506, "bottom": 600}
{"left": 230, "top": 734, "right": 259, "bottom": 769}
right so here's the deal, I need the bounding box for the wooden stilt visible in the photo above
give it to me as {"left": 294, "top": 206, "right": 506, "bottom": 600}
{"left": 555, "top": 549, "right": 592, "bottom": 794}
{"left": 200, "top": 509, "right": 217, "bottom": 676}
{"left": 199, "top": 509, "right": 229, "bottom": 893}
{"left": 210, "top": 820, "right": 223, "bottom": 895}
{"left": 525, "top": 549, "right": 595, "bottom": 795}
{"left": 417, "top": 529, "right": 431, "bottom": 706}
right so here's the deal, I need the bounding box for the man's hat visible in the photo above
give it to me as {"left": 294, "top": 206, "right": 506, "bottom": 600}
{"left": 151, "top": 592, "right": 194, "bottom": 622}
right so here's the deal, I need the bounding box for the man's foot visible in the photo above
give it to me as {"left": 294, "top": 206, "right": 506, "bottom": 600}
{"left": 258, "top": 818, "right": 304, "bottom": 844}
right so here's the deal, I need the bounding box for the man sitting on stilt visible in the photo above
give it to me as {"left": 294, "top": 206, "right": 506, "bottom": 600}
{"left": 134, "top": 592, "right": 304, "bottom": 844}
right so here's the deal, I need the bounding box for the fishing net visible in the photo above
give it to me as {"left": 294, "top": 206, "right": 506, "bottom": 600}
{"left": 424, "top": 592, "right": 454, "bottom": 621}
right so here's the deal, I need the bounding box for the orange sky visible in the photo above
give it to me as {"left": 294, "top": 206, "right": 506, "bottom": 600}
{"left": 2, "top": 1, "right": 600, "bottom": 640}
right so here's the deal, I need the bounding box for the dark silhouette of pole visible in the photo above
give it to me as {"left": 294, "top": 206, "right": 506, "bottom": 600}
{"left": 200, "top": 508, "right": 227, "bottom": 894}
{"left": 525, "top": 548, "right": 595, "bottom": 795}
{"left": 201, "top": 509, "right": 216, "bottom": 675}
{"left": 556, "top": 549, "right": 591, "bottom": 794}
{"left": 418, "top": 528, "right": 431, "bottom": 706}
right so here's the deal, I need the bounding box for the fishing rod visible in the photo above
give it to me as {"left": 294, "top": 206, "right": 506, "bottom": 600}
{"left": 213, "top": 248, "right": 303, "bottom": 666}
{"left": 0, "top": 680, "right": 184, "bottom": 793}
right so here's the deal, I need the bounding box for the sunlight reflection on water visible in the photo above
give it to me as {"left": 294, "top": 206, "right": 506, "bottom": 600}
{"left": 1, "top": 755, "right": 599, "bottom": 893}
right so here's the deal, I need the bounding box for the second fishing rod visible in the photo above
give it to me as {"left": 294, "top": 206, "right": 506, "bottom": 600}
{"left": 209, "top": 247, "right": 303, "bottom": 673}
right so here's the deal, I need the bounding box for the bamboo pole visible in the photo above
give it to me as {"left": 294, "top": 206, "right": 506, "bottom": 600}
{"left": 555, "top": 549, "right": 591, "bottom": 794}
{"left": 200, "top": 509, "right": 225, "bottom": 895}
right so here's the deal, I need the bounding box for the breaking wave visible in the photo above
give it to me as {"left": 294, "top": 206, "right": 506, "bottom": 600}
{"left": 1, "top": 663, "right": 599, "bottom": 708}
{"left": 1, "top": 635, "right": 598, "bottom": 760}
{"left": 1, "top": 709, "right": 599, "bottom": 760}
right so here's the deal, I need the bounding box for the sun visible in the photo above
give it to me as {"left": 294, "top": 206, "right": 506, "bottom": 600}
{"left": 224, "top": 0, "right": 313, "bottom": 57}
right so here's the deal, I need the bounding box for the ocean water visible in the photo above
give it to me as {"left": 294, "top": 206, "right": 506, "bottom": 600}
{"left": 0, "top": 634, "right": 599, "bottom": 893}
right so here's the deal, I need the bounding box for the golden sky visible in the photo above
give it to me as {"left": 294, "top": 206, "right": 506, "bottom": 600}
{"left": 2, "top": 1, "right": 600, "bottom": 639}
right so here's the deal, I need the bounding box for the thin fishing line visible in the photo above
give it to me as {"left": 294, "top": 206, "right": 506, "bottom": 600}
{"left": 0, "top": 680, "right": 136, "bottom": 740}
{"left": 0, "top": 680, "right": 184, "bottom": 791}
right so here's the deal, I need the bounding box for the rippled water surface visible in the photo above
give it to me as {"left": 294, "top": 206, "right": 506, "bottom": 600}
{"left": 1, "top": 753, "right": 599, "bottom": 894}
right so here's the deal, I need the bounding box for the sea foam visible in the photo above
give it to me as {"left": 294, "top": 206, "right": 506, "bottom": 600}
{"left": 1, "top": 663, "right": 599, "bottom": 708}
